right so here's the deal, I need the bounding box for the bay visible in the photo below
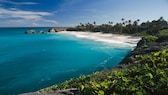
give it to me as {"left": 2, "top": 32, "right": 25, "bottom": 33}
{"left": 0, "top": 28, "right": 131, "bottom": 95}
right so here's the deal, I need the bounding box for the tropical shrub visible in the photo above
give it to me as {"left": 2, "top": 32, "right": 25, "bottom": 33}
{"left": 144, "top": 36, "right": 158, "bottom": 43}
{"left": 159, "top": 29, "right": 168, "bottom": 36}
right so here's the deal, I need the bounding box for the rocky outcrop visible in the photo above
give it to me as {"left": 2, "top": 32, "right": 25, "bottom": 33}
{"left": 48, "top": 28, "right": 57, "bottom": 33}
{"left": 38, "top": 30, "right": 48, "bottom": 34}
{"left": 25, "top": 30, "right": 36, "bottom": 34}
{"left": 48, "top": 28, "right": 66, "bottom": 32}
{"left": 119, "top": 36, "right": 168, "bottom": 65}
{"left": 25, "top": 28, "right": 66, "bottom": 34}
{"left": 25, "top": 30, "right": 48, "bottom": 34}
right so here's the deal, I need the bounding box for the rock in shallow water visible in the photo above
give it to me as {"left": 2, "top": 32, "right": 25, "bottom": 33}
{"left": 25, "top": 30, "right": 36, "bottom": 34}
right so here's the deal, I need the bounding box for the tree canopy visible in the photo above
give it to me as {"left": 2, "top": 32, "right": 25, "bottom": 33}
{"left": 66, "top": 17, "right": 168, "bottom": 36}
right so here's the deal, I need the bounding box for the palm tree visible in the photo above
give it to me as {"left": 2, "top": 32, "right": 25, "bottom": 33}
{"left": 158, "top": 16, "right": 164, "bottom": 21}
{"left": 85, "top": 22, "right": 94, "bottom": 31}
{"left": 121, "top": 18, "right": 125, "bottom": 22}
{"left": 93, "top": 21, "right": 96, "bottom": 26}
{"left": 80, "top": 23, "right": 84, "bottom": 27}
{"left": 125, "top": 21, "right": 128, "bottom": 25}
{"left": 137, "top": 19, "right": 140, "bottom": 22}
{"left": 133, "top": 21, "right": 138, "bottom": 26}
{"left": 136, "top": 19, "right": 140, "bottom": 25}
{"left": 108, "top": 21, "right": 113, "bottom": 25}
{"left": 128, "top": 20, "right": 131, "bottom": 24}
{"left": 121, "top": 18, "right": 125, "bottom": 26}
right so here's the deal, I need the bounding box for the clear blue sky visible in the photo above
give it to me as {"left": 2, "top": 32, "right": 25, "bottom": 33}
{"left": 0, "top": 0, "right": 168, "bottom": 27}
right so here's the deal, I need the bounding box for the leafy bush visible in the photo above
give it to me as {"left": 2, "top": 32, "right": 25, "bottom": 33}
{"left": 159, "top": 29, "right": 168, "bottom": 36}
{"left": 144, "top": 36, "right": 158, "bottom": 43}
{"left": 40, "top": 48, "right": 168, "bottom": 95}
{"left": 158, "top": 29, "right": 168, "bottom": 41}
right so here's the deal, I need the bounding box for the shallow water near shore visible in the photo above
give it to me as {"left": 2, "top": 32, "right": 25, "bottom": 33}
{"left": 0, "top": 28, "right": 132, "bottom": 95}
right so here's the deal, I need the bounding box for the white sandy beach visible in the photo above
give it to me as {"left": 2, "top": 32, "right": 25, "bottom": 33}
{"left": 58, "top": 31, "right": 142, "bottom": 49}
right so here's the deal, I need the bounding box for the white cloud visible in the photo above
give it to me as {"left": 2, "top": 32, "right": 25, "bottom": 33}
{"left": 32, "top": 22, "right": 39, "bottom": 26}
{"left": 2, "top": 19, "right": 57, "bottom": 27}
{"left": 0, "top": 0, "right": 38, "bottom": 5}
{"left": 0, "top": 7, "right": 57, "bottom": 27}
{"left": 0, "top": 7, "right": 51, "bottom": 20}
{"left": 42, "top": 19, "right": 57, "bottom": 24}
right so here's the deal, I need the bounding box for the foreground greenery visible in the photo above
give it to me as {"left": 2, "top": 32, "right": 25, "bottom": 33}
{"left": 40, "top": 47, "right": 168, "bottom": 95}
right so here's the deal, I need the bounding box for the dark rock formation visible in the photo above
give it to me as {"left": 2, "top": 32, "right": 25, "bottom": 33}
{"left": 48, "top": 28, "right": 57, "bottom": 33}
{"left": 25, "top": 30, "right": 36, "bottom": 34}
{"left": 38, "top": 30, "right": 48, "bottom": 34}
{"left": 25, "top": 28, "right": 66, "bottom": 34}
{"left": 120, "top": 36, "right": 168, "bottom": 65}
{"left": 48, "top": 28, "right": 66, "bottom": 32}
{"left": 56, "top": 28, "right": 66, "bottom": 32}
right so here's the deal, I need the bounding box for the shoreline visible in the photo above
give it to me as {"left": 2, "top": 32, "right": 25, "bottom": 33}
{"left": 21, "top": 31, "right": 143, "bottom": 95}
{"left": 58, "top": 31, "right": 142, "bottom": 49}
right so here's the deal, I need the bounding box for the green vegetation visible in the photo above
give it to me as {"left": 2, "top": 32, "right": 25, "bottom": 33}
{"left": 40, "top": 48, "right": 168, "bottom": 95}
{"left": 67, "top": 17, "right": 168, "bottom": 36}
{"left": 144, "top": 36, "right": 158, "bottom": 43}
{"left": 159, "top": 29, "right": 168, "bottom": 37}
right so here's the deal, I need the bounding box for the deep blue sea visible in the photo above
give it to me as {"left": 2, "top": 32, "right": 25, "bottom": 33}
{"left": 0, "top": 28, "right": 132, "bottom": 95}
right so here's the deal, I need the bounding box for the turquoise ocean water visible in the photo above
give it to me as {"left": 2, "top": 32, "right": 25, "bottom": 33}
{"left": 0, "top": 28, "right": 132, "bottom": 95}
